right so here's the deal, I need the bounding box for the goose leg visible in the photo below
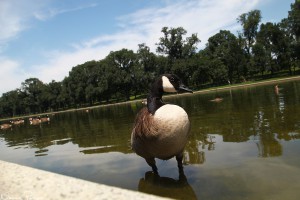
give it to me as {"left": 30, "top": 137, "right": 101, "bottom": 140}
{"left": 145, "top": 157, "right": 158, "bottom": 174}
{"left": 176, "top": 152, "right": 184, "bottom": 174}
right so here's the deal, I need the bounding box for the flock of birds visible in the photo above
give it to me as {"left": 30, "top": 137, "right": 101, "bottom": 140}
{"left": 0, "top": 115, "right": 50, "bottom": 130}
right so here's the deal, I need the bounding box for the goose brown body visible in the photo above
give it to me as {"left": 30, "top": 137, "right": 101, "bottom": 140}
{"left": 40, "top": 117, "right": 50, "bottom": 123}
{"left": 1, "top": 124, "right": 12, "bottom": 130}
{"left": 131, "top": 105, "right": 190, "bottom": 160}
{"left": 131, "top": 74, "right": 192, "bottom": 174}
{"left": 29, "top": 118, "right": 41, "bottom": 125}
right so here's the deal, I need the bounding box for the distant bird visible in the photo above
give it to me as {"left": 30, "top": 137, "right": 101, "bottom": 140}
{"left": 210, "top": 97, "right": 223, "bottom": 102}
{"left": 274, "top": 84, "right": 280, "bottom": 95}
{"left": 29, "top": 118, "right": 41, "bottom": 125}
{"left": 1, "top": 123, "right": 12, "bottom": 130}
{"left": 10, "top": 119, "right": 25, "bottom": 125}
{"left": 40, "top": 115, "right": 50, "bottom": 123}
{"left": 141, "top": 99, "right": 147, "bottom": 105}
{"left": 131, "top": 74, "right": 193, "bottom": 174}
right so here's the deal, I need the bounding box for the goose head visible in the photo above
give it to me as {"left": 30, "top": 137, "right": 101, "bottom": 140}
{"left": 161, "top": 74, "right": 193, "bottom": 93}
{"left": 147, "top": 74, "right": 193, "bottom": 114}
{"left": 150, "top": 74, "right": 193, "bottom": 97}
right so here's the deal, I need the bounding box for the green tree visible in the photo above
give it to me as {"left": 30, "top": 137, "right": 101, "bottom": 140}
{"left": 208, "top": 59, "right": 228, "bottom": 85}
{"left": 257, "top": 22, "right": 292, "bottom": 74}
{"left": 251, "top": 43, "right": 267, "bottom": 75}
{"left": 206, "top": 30, "right": 245, "bottom": 83}
{"left": 190, "top": 51, "right": 211, "bottom": 87}
{"left": 21, "top": 78, "right": 45, "bottom": 113}
{"left": 288, "top": 0, "right": 300, "bottom": 42}
{"left": 105, "top": 49, "right": 136, "bottom": 101}
{"left": 237, "top": 10, "right": 262, "bottom": 55}
{"left": 47, "top": 80, "right": 63, "bottom": 110}
{"left": 135, "top": 43, "right": 157, "bottom": 97}
{"left": 156, "top": 27, "right": 200, "bottom": 70}
{"left": 0, "top": 90, "right": 21, "bottom": 117}
{"left": 286, "top": 1, "right": 300, "bottom": 71}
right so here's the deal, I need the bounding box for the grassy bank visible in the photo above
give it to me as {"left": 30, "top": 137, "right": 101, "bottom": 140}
{"left": 1, "top": 75, "right": 300, "bottom": 122}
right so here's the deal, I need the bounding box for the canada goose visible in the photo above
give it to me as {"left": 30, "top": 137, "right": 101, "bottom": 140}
{"left": 274, "top": 84, "right": 283, "bottom": 95}
{"left": 1, "top": 123, "right": 12, "bottom": 130}
{"left": 210, "top": 97, "right": 223, "bottom": 102}
{"left": 131, "top": 74, "right": 193, "bottom": 174}
{"left": 29, "top": 118, "right": 41, "bottom": 125}
{"left": 40, "top": 115, "right": 50, "bottom": 123}
{"left": 10, "top": 119, "right": 25, "bottom": 125}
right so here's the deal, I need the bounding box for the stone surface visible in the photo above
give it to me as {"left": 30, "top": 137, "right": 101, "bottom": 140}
{"left": 0, "top": 160, "right": 169, "bottom": 200}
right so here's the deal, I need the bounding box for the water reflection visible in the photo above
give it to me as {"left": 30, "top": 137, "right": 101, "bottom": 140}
{"left": 138, "top": 171, "right": 196, "bottom": 200}
{"left": 0, "top": 79, "right": 300, "bottom": 199}
{"left": 185, "top": 134, "right": 215, "bottom": 164}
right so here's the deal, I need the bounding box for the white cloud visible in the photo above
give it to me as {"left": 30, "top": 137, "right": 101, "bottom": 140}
{"left": 117, "top": 0, "right": 260, "bottom": 49}
{"left": 0, "top": 0, "right": 262, "bottom": 95}
{"left": 33, "top": 3, "right": 98, "bottom": 21}
{"left": 0, "top": 0, "right": 97, "bottom": 46}
{"left": 31, "top": 31, "right": 146, "bottom": 83}
{"left": 32, "top": 0, "right": 261, "bottom": 85}
{"left": 0, "top": 0, "right": 48, "bottom": 46}
{"left": 0, "top": 57, "right": 30, "bottom": 95}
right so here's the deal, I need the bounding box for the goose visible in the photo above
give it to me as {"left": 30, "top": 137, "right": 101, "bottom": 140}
{"left": 210, "top": 97, "right": 223, "bottom": 102}
{"left": 10, "top": 119, "right": 25, "bottom": 125}
{"left": 1, "top": 123, "right": 12, "bottom": 130}
{"left": 131, "top": 74, "right": 193, "bottom": 174}
{"left": 29, "top": 118, "right": 41, "bottom": 125}
{"left": 40, "top": 115, "right": 50, "bottom": 123}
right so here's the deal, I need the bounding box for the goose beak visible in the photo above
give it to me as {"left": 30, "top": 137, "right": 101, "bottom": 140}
{"left": 178, "top": 84, "right": 193, "bottom": 93}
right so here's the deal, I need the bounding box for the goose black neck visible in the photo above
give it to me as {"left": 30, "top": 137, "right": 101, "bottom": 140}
{"left": 147, "top": 77, "right": 165, "bottom": 114}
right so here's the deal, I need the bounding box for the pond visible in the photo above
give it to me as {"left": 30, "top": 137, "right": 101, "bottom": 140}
{"left": 1, "top": 79, "right": 300, "bottom": 200}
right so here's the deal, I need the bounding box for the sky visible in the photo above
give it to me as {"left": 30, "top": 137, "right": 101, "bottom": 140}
{"left": 0, "top": 0, "right": 295, "bottom": 95}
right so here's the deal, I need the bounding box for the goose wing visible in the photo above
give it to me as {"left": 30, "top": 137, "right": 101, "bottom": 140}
{"left": 131, "top": 107, "right": 159, "bottom": 140}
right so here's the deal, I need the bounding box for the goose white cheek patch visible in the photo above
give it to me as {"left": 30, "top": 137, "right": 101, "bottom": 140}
{"left": 162, "top": 76, "right": 177, "bottom": 92}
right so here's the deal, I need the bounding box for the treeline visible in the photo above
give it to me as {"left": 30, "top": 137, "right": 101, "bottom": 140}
{"left": 1, "top": 1, "right": 299, "bottom": 118}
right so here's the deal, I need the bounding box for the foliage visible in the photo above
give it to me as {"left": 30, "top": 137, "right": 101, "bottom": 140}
{"left": 1, "top": 2, "right": 300, "bottom": 118}
{"left": 237, "top": 9, "right": 262, "bottom": 55}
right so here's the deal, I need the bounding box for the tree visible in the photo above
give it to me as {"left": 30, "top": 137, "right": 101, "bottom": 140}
{"left": 156, "top": 27, "right": 200, "bottom": 70}
{"left": 285, "top": 1, "right": 300, "bottom": 71}
{"left": 47, "top": 80, "right": 63, "bottom": 110}
{"left": 288, "top": 0, "right": 300, "bottom": 42}
{"left": 251, "top": 43, "right": 267, "bottom": 75}
{"left": 257, "top": 22, "right": 292, "bottom": 74}
{"left": 206, "top": 30, "right": 245, "bottom": 83}
{"left": 21, "top": 78, "right": 45, "bottom": 113}
{"left": 0, "top": 90, "right": 20, "bottom": 117}
{"left": 190, "top": 51, "right": 211, "bottom": 87}
{"left": 237, "top": 10, "right": 262, "bottom": 55}
{"left": 208, "top": 59, "right": 228, "bottom": 85}
{"left": 105, "top": 49, "right": 136, "bottom": 101}
{"left": 135, "top": 44, "right": 156, "bottom": 97}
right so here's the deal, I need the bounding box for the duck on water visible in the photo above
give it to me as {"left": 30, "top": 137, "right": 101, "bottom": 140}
{"left": 131, "top": 74, "right": 193, "bottom": 174}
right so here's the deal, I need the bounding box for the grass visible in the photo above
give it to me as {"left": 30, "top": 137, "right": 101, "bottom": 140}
{"left": 1, "top": 74, "right": 300, "bottom": 122}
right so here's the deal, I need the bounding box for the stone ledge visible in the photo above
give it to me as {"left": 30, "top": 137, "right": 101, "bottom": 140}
{"left": 0, "top": 160, "right": 169, "bottom": 200}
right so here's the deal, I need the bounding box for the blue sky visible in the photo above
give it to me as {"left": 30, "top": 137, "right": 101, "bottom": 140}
{"left": 0, "top": 0, "right": 295, "bottom": 95}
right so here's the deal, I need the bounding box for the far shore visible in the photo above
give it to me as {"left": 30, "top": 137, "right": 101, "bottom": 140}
{"left": 1, "top": 75, "right": 300, "bottom": 122}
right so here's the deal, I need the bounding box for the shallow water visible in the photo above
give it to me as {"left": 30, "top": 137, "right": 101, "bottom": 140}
{"left": 1, "top": 79, "right": 300, "bottom": 199}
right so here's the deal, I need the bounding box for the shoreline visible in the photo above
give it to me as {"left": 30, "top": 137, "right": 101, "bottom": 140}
{"left": 1, "top": 75, "right": 300, "bottom": 122}
{"left": 0, "top": 160, "right": 166, "bottom": 200}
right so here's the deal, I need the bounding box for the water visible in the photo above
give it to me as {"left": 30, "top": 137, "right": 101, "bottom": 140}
{"left": 1, "top": 79, "right": 300, "bottom": 199}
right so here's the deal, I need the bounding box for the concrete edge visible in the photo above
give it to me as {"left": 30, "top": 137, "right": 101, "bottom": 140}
{"left": 0, "top": 160, "right": 170, "bottom": 200}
